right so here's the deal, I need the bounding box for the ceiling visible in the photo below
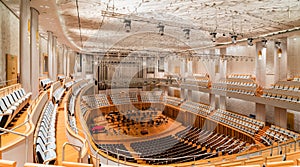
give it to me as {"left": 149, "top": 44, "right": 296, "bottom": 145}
{"left": 3, "top": 0, "right": 300, "bottom": 53}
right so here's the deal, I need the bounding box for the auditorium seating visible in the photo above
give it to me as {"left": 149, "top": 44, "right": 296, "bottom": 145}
{"left": 140, "top": 91, "right": 162, "bottom": 103}
{"left": 0, "top": 87, "right": 31, "bottom": 128}
{"left": 35, "top": 101, "right": 57, "bottom": 165}
{"left": 67, "top": 80, "right": 89, "bottom": 134}
{"left": 40, "top": 78, "right": 53, "bottom": 90}
{"left": 211, "top": 109, "right": 264, "bottom": 136}
{"left": 64, "top": 81, "right": 74, "bottom": 90}
{"left": 131, "top": 133, "right": 214, "bottom": 165}
{"left": 165, "top": 96, "right": 184, "bottom": 106}
{"left": 180, "top": 101, "right": 213, "bottom": 116}
{"left": 53, "top": 87, "right": 65, "bottom": 104}
{"left": 82, "top": 94, "right": 110, "bottom": 108}
{"left": 181, "top": 73, "right": 210, "bottom": 89}
{"left": 97, "top": 143, "right": 136, "bottom": 163}
{"left": 262, "top": 125, "right": 299, "bottom": 145}
{"left": 262, "top": 80, "right": 300, "bottom": 103}
{"left": 109, "top": 92, "right": 138, "bottom": 105}
{"left": 57, "top": 75, "right": 65, "bottom": 82}
{"left": 175, "top": 126, "right": 247, "bottom": 155}
{"left": 213, "top": 74, "right": 258, "bottom": 96}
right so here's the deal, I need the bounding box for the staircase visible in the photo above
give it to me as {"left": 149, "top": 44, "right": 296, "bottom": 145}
{"left": 124, "top": 143, "right": 145, "bottom": 164}
{"left": 255, "top": 126, "right": 270, "bottom": 141}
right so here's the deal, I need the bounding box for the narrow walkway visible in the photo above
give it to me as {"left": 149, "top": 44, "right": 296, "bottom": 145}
{"left": 56, "top": 94, "right": 80, "bottom": 165}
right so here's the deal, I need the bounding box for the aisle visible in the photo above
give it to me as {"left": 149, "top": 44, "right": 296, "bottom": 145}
{"left": 56, "top": 105, "right": 80, "bottom": 165}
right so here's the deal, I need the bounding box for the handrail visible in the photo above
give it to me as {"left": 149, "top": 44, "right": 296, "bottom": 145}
{"left": 0, "top": 79, "right": 18, "bottom": 85}
{"left": 0, "top": 112, "right": 31, "bottom": 135}
{"left": 62, "top": 142, "right": 82, "bottom": 163}
{"left": 0, "top": 127, "right": 29, "bottom": 161}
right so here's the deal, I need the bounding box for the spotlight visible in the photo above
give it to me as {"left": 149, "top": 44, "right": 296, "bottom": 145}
{"left": 247, "top": 38, "right": 253, "bottom": 46}
{"left": 275, "top": 41, "right": 281, "bottom": 48}
{"left": 183, "top": 29, "right": 190, "bottom": 39}
{"left": 262, "top": 39, "right": 267, "bottom": 48}
{"left": 124, "top": 19, "right": 131, "bottom": 32}
{"left": 210, "top": 32, "right": 217, "bottom": 42}
{"left": 157, "top": 23, "right": 165, "bottom": 36}
{"left": 231, "top": 35, "right": 237, "bottom": 44}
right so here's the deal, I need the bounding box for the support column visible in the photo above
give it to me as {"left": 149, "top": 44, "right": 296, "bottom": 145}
{"left": 274, "top": 38, "right": 287, "bottom": 82}
{"left": 52, "top": 36, "right": 57, "bottom": 80}
{"left": 274, "top": 107, "right": 287, "bottom": 128}
{"left": 256, "top": 42, "right": 267, "bottom": 87}
{"left": 82, "top": 55, "right": 86, "bottom": 79}
{"left": 180, "top": 88, "right": 186, "bottom": 99}
{"left": 47, "top": 31, "right": 54, "bottom": 80}
{"left": 20, "top": 0, "right": 31, "bottom": 92}
{"left": 256, "top": 103, "right": 266, "bottom": 122}
{"left": 219, "top": 96, "right": 226, "bottom": 110}
{"left": 63, "top": 45, "right": 67, "bottom": 76}
{"left": 219, "top": 48, "right": 227, "bottom": 80}
{"left": 30, "top": 7, "right": 39, "bottom": 99}
{"left": 187, "top": 89, "right": 192, "bottom": 101}
{"left": 209, "top": 93, "right": 216, "bottom": 110}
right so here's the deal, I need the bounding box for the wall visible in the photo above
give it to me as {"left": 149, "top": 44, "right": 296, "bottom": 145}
{"left": 287, "top": 36, "right": 300, "bottom": 78}
{"left": 226, "top": 45, "right": 256, "bottom": 75}
{"left": 225, "top": 97, "right": 256, "bottom": 116}
{"left": 39, "top": 37, "right": 47, "bottom": 77}
{"left": 0, "top": 2, "right": 19, "bottom": 85}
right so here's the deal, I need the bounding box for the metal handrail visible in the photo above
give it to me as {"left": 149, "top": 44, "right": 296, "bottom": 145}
{"left": 0, "top": 127, "right": 29, "bottom": 161}
{"left": 62, "top": 142, "right": 82, "bottom": 163}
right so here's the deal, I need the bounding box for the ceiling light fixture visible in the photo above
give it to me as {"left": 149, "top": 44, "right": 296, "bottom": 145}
{"left": 262, "top": 39, "right": 267, "bottom": 48}
{"left": 258, "top": 50, "right": 262, "bottom": 60}
{"left": 247, "top": 38, "right": 253, "bottom": 46}
{"left": 124, "top": 19, "right": 131, "bottom": 32}
{"left": 275, "top": 41, "right": 281, "bottom": 48}
{"left": 157, "top": 23, "right": 165, "bottom": 36}
{"left": 210, "top": 32, "right": 217, "bottom": 42}
{"left": 231, "top": 35, "right": 237, "bottom": 44}
{"left": 183, "top": 29, "right": 190, "bottom": 39}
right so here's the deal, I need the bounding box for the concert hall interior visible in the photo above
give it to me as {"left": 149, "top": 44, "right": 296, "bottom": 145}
{"left": 1, "top": 0, "right": 300, "bottom": 167}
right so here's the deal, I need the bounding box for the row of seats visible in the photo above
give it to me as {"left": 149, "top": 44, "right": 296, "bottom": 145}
{"left": 40, "top": 78, "right": 53, "bottom": 90}
{"left": 52, "top": 87, "right": 65, "bottom": 104}
{"left": 262, "top": 125, "right": 299, "bottom": 144}
{"left": 165, "top": 96, "right": 184, "bottom": 106}
{"left": 82, "top": 94, "right": 110, "bottom": 108}
{"left": 64, "top": 81, "right": 74, "bottom": 91}
{"left": 216, "top": 109, "right": 264, "bottom": 128}
{"left": 57, "top": 75, "right": 65, "bottom": 82}
{"left": 0, "top": 88, "right": 31, "bottom": 128}
{"left": 293, "top": 77, "right": 300, "bottom": 82}
{"left": 228, "top": 74, "right": 253, "bottom": 79}
{"left": 140, "top": 91, "right": 162, "bottom": 103}
{"left": 96, "top": 144, "right": 136, "bottom": 163}
{"left": 211, "top": 110, "right": 261, "bottom": 136}
{"left": 261, "top": 91, "right": 300, "bottom": 103}
{"left": 181, "top": 78, "right": 210, "bottom": 88}
{"left": 218, "top": 80, "right": 257, "bottom": 87}
{"left": 271, "top": 84, "right": 300, "bottom": 92}
{"left": 180, "top": 101, "right": 212, "bottom": 116}
{"left": 131, "top": 134, "right": 212, "bottom": 165}
{"left": 67, "top": 80, "right": 89, "bottom": 134}
{"left": 35, "top": 101, "right": 57, "bottom": 165}
{"left": 110, "top": 92, "right": 138, "bottom": 105}
{"left": 175, "top": 126, "right": 246, "bottom": 155}
{"left": 213, "top": 85, "right": 256, "bottom": 96}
